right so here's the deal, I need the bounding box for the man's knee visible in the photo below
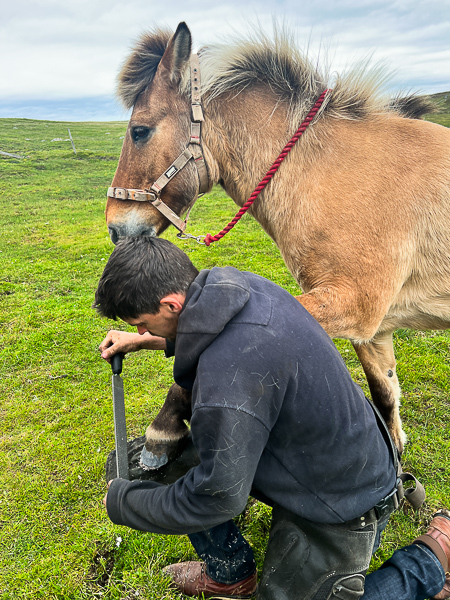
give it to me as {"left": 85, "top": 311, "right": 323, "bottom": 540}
{"left": 327, "top": 574, "right": 366, "bottom": 599}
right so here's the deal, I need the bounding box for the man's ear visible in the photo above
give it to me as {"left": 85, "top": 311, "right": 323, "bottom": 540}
{"left": 160, "top": 293, "right": 185, "bottom": 314}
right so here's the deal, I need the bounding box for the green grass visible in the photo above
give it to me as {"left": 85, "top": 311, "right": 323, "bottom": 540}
{"left": 1, "top": 114, "right": 449, "bottom": 598}
{"left": 425, "top": 91, "right": 450, "bottom": 127}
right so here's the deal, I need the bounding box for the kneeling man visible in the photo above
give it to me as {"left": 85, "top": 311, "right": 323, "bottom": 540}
{"left": 94, "top": 236, "right": 450, "bottom": 600}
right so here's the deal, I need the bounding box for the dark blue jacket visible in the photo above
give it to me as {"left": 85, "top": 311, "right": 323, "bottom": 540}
{"left": 107, "top": 267, "right": 396, "bottom": 534}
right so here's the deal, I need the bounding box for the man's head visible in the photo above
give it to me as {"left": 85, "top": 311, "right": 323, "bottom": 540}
{"left": 93, "top": 237, "right": 199, "bottom": 330}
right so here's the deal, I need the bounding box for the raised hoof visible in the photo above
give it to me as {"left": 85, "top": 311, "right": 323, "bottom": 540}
{"left": 140, "top": 433, "right": 189, "bottom": 471}
{"left": 105, "top": 433, "right": 199, "bottom": 484}
{"left": 140, "top": 445, "right": 169, "bottom": 470}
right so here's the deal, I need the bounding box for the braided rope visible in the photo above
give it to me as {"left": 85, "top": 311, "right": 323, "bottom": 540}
{"left": 203, "top": 89, "right": 330, "bottom": 246}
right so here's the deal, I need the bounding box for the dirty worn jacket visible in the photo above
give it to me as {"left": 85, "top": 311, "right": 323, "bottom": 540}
{"left": 106, "top": 267, "right": 396, "bottom": 534}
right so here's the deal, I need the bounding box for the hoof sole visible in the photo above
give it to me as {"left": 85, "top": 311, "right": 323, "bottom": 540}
{"left": 140, "top": 446, "right": 168, "bottom": 470}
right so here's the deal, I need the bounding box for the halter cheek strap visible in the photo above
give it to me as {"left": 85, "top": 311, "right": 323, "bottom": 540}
{"left": 107, "top": 54, "right": 209, "bottom": 233}
{"left": 189, "top": 55, "right": 209, "bottom": 194}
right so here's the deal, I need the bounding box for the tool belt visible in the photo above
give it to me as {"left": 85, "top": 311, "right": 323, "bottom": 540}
{"left": 257, "top": 504, "right": 378, "bottom": 600}
{"left": 258, "top": 477, "right": 421, "bottom": 600}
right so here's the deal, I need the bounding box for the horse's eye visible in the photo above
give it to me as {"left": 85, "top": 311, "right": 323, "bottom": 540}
{"left": 131, "top": 126, "right": 152, "bottom": 144}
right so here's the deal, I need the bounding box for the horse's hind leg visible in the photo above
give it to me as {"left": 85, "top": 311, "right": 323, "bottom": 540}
{"left": 352, "top": 331, "right": 406, "bottom": 453}
{"left": 140, "top": 383, "right": 193, "bottom": 470}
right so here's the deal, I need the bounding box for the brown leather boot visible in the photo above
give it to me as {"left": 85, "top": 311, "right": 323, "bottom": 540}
{"left": 414, "top": 509, "right": 450, "bottom": 600}
{"left": 163, "top": 561, "right": 257, "bottom": 599}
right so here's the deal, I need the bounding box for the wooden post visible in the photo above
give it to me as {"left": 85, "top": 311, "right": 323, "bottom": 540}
{"left": 0, "top": 150, "right": 24, "bottom": 159}
{"left": 67, "top": 129, "right": 77, "bottom": 154}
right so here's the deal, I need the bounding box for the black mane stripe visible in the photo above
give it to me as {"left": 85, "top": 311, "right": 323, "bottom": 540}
{"left": 117, "top": 26, "right": 437, "bottom": 121}
{"left": 117, "top": 29, "right": 172, "bottom": 110}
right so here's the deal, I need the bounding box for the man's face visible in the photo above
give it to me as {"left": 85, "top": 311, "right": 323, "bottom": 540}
{"left": 125, "top": 294, "right": 185, "bottom": 341}
{"left": 126, "top": 310, "right": 178, "bottom": 340}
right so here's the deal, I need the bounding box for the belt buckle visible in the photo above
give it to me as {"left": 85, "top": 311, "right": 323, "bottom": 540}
{"left": 374, "top": 486, "right": 400, "bottom": 520}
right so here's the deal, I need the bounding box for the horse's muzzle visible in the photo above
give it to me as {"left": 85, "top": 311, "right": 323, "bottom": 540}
{"left": 108, "top": 224, "right": 157, "bottom": 244}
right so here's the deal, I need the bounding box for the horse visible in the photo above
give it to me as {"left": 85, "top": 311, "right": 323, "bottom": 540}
{"left": 105, "top": 22, "right": 450, "bottom": 464}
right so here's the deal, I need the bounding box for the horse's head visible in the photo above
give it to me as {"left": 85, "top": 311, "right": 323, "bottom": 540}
{"left": 106, "top": 23, "right": 209, "bottom": 243}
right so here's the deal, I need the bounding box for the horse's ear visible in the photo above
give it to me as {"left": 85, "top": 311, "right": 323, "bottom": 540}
{"left": 158, "top": 22, "right": 192, "bottom": 85}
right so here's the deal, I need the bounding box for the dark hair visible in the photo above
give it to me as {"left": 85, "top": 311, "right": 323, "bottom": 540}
{"left": 93, "top": 237, "right": 199, "bottom": 320}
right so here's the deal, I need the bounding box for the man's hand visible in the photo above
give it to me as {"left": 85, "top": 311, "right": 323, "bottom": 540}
{"left": 99, "top": 330, "right": 166, "bottom": 362}
{"left": 103, "top": 479, "right": 113, "bottom": 507}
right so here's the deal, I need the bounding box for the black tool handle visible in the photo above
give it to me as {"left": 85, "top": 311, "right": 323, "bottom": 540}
{"left": 111, "top": 352, "right": 124, "bottom": 375}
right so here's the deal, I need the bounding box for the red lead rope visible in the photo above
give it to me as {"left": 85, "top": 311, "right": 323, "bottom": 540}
{"left": 203, "top": 89, "right": 330, "bottom": 246}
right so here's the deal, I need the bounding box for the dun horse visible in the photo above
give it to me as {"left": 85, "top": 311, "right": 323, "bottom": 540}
{"left": 105, "top": 22, "right": 450, "bottom": 464}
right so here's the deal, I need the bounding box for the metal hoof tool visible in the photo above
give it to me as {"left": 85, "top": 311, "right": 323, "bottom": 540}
{"left": 111, "top": 353, "right": 129, "bottom": 480}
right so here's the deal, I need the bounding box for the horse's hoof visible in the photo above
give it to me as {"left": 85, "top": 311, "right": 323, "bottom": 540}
{"left": 140, "top": 433, "right": 189, "bottom": 470}
{"left": 104, "top": 433, "right": 199, "bottom": 484}
{"left": 140, "top": 445, "right": 168, "bottom": 470}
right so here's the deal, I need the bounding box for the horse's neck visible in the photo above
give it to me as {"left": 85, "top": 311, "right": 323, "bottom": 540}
{"left": 204, "top": 89, "right": 293, "bottom": 209}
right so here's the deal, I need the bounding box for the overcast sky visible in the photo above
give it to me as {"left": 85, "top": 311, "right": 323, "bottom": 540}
{"left": 1, "top": 0, "right": 449, "bottom": 121}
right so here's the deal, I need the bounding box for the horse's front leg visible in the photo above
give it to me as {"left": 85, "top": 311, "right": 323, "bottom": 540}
{"left": 352, "top": 332, "right": 405, "bottom": 453}
{"left": 140, "top": 383, "right": 193, "bottom": 470}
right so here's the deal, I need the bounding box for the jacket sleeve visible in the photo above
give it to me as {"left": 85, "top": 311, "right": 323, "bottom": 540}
{"left": 164, "top": 339, "right": 176, "bottom": 358}
{"left": 106, "top": 405, "right": 270, "bottom": 534}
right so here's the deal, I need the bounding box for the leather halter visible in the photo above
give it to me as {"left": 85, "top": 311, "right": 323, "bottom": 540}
{"left": 107, "top": 54, "right": 209, "bottom": 233}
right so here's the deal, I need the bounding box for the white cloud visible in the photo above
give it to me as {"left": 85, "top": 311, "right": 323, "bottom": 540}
{"left": 1, "top": 0, "right": 449, "bottom": 119}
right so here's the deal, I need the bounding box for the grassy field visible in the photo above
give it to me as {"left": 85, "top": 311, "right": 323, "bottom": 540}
{"left": 425, "top": 91, "right": 450, "bottom": 127}
{"left": 0, "top": 111, "right": 449, "bottom": 599}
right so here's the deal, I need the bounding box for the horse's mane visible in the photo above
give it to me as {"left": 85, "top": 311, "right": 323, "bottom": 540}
{"left": 117, "top": 28, "right": 172, "bottom": 110}
{"left": 117, "top": 26, "right": 436, "bottom": 122}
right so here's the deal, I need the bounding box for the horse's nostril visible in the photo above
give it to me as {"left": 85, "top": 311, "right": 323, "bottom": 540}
{"left": 108, "top": 227, "right": 120, "bottom": 245}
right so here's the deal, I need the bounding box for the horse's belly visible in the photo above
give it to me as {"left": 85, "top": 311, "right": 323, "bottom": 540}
{"left": 381, "top": 294, "right": 450, "bottom": 332}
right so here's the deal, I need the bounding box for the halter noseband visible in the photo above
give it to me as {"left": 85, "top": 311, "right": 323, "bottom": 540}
{"left": 107, "top": 54, "right": 209, "bottom": 233}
